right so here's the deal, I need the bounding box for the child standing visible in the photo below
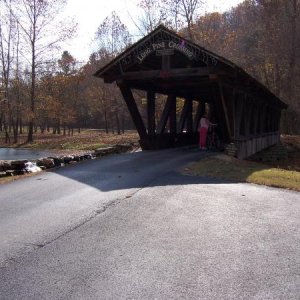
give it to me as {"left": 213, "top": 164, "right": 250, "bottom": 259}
{"left": 199, "top": 113, "right": 215, "bottom": 150}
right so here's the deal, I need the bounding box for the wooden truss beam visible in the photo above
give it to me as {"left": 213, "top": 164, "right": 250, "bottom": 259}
{"left": 178, "top": 98, "right": 193, "bottom": 133}
{"left": 105, "top": 67, "right": 227, "bottom": 83}
{"left": 118, "top": 83, "right": 148, "bottom": 145}
{"left": 157, "top": 95, "right": 175, "bottom": 134}
{"left": 119, "top": 80, "right": 212, "bottom": 100}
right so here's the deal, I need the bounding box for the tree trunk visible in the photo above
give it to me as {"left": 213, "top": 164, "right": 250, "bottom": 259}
{"left": 27, "top": 121, "right": 34, "bottom": 142}
{"left": 121, "top": 113, "right": 125, "bottom": 134}
{"left": 10, "top": 113, "right": 18, "bottom": 144}
{"left": 104, "top": 111, "right": 109, "bottom": 134}
{"left": 0, "top": 113, "right": 3, "bottom": 132}
{"left": 40, "top": 125, "right": 45, "bottom": 134}
{"left": 19, "top": 118, "right": 23, "bottom": 134}
{"left": 115, "top": 111, "right": 121, "bottom": 135}
{"left": 27, "top": 2, "right": 37, "bottom": 143}
{"left": 57, "top": 120, "right": 61, "bottom": 134}
{"left": 3, "top": 114, "right": 10, "bottom": 143}
{"left": 13, "top": 117, "right": 19, "bottom": 144}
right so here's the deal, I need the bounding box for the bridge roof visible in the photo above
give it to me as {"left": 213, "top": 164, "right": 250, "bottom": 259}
{"left": 94, "top": 25, "right": 287, "bottom": 109}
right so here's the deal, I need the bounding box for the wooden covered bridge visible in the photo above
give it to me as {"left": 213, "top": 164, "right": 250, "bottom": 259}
{"left": 94, "top": 25, "right": 287, "bottom": 159}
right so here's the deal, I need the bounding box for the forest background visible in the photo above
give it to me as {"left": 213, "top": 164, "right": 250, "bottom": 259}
{"left": 0, "top": 0, "right": 299, "bottom": 144}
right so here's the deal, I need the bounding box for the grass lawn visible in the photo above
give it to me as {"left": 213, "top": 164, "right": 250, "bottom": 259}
{"left": 184, "top": 135, "right": 300, "bottom": 192}
{"left": 184, "top": 154, "right": 300, "bottom": 192}
{"left": 0, "top": 129, "right": 140, "bottom": 152}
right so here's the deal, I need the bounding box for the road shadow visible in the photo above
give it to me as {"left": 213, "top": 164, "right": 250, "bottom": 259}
{"left": 47, "top": 147, "right": 236, "bottom": 192}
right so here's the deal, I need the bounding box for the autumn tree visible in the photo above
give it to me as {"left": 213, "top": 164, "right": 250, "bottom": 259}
{"left": 57, "top": 51, "right": 80, "bottom": 134}
{"left": 0, "top": 0, "right": 13, "bottom": 142}
{"left": 237, "top": 0, "right": 300, "bottom": 133}
{"left": 5, "top": 0, "right": 76, "bottom": 142}
{"left": 0, "top": 0, "right": 22, "bottom": 143}
{"left": 58, "top": 50, "right": 77, "bottom": 76}
{"left": 36, "top": 51, "right": 82, "bottom": 135}
{"left": 92, "top": 12, "right": 132, "bottom": 134}
{"left": 192, "top": 0, "right": 300, "bottom": 133}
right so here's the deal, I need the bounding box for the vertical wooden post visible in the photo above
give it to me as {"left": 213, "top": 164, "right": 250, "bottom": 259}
{"left": 147, "top": 90, "right": 155, "bottom": 135}
{"left": 118, "top": 83, "right": 148, "bottom": 146}
{"left": 162, "top": 55, "right": 171, "bottom": 71}
{"left": 269, "top": 108, "right": 274, "bottom": 132}
{"left": 225, "top": 87, "right": 235, "bottom": 137}
{"left": 237, "top": 94, "right": 246, "bottom": 137}
{"left": 244, "top": 95, "right": 253, "bottom": 137}
{"left": 218, "top": 82, "right": 232, "bottom": 139}
{"left": 234, "top": 93, "right": 240, "bottom": 138}
{"left": 169, "top": 95, "right": 177, "bottom": 134}
{"left": 277, "top": 109, "right": 282, "bottom": 131}
{"left": 259, "top": 104, "right": 266, "bottom": 134}
{"left": 232, "top": 89, "right": 237, "bottom": 138}
{"left": 253, "top": 102, "right": 259, "bottom": 136}
{"left": 186, "top": 97, "right": 193, "bottom": 133}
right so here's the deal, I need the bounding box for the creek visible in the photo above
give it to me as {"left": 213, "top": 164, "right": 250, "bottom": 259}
{"left": 0, "top": 148, "right": 51, "bottom": 161}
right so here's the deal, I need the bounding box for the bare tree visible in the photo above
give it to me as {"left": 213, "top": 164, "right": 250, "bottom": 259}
{"left": 0, "top": 0, "right": 19, "bottom": 143}
{"left": 133, "top": 0, "right": 168, "bottom": 35}
{"left": 134, "top": 0, "right": 203, "bottom": 39}
{"left": 94, "top": 12, "right": 132, "bottom": 134}
{"left": 165, "top": 0, "right": 204, "bottom": 40}
{"left": 95, "top": 11, "right": 131, "bottom": 57}
{"left": 5, "top": 0, "right": 76, "bottom": 143}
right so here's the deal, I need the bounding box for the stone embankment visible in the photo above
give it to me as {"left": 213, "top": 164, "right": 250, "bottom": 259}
{"left": 0, "top": 144, "right": 134, "bottom": 178}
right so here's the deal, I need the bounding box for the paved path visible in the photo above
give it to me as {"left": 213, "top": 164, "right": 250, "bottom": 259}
{"left": 0, "top": 148, "right": 299, "bottom": 299}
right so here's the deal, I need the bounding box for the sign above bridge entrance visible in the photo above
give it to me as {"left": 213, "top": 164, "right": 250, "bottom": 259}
{"left": 136, "top": 40, "right": 194, "bottom": 63}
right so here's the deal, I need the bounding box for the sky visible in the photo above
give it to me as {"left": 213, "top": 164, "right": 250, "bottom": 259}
{"left": 63, "top": 0, "right": 244, "bottom": 63}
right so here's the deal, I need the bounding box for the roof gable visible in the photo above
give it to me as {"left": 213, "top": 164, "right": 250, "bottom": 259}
{"left": 94, "top": 25, "right": 235, "bottom": 79}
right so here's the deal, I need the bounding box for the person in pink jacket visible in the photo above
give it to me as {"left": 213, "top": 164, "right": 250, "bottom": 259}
{"left": 198, "top": 113, "right": 216, "bottom": 150}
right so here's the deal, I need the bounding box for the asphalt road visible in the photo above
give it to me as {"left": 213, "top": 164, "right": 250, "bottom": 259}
{"left": 0, "top": 148, "right": 299, "bottom": 299}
